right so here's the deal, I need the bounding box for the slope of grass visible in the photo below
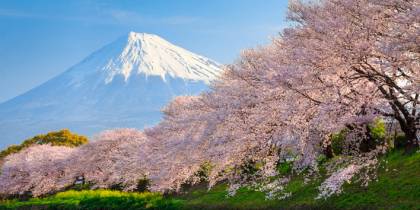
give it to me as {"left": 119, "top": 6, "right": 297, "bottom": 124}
{"left": 319, "top": 150, "right": 420, "bottom": 210}
{"left": 179, "top": 149, "right": 420, "bottom": 210}
{"left": 1, "top": 150, "right": 419, "bottom": 210}
{"left": 177, "top": 176, "right": 321, "bottom": 210}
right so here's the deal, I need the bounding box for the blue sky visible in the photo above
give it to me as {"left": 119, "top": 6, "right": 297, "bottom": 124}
{"left": 0, "top": 0, "right": 289, "bottom": 103}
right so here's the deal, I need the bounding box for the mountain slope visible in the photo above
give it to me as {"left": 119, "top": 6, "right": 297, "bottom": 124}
{"left": 0, "top": 32, "right": 222, "bottom": 149}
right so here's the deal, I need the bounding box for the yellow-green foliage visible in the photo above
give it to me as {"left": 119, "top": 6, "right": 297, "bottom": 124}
{"left": 368, "top": 118, "right": 386, "bottom": 141}
{"left": 0, "top": 190, "right": 182, "bottom": 210}
{"left": 195, "top": 161, "right": 214, "bottom": 183}
{"left": 0, "top": 129, "right": 88, "bottom": 160}
{"left": 330, "top": 119, "right": 387, "bottom": 156}
{"left": 0, "top": 146, "right": 21, "bottom": 160}
{"left": 21, "top": 129, "right": 88, "bottom": 147}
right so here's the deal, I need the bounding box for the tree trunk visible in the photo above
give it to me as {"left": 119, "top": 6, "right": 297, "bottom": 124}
{"left": 376, "top": 85, "right": 419, "bottom": 153}
{"left": 400, "top": 122, "right": 419, "bottom": 154}
{"left": 404, "top": 133, "right": 419, "bottom": 154}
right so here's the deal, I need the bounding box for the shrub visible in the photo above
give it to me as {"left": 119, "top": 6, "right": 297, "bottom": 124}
{"left": 328, "top": 119, "right": 387, "bottom": 157}
{"left": 316, "top": 154, "right": 327, "bottom": 166}
{"left": 71, "top": 183, "right": 93, "bottom": 191}
{"left": 69, "top": 177, "right": 93, "bottom": 191}
{"left": 240, "top": 160, "right": 260, "bottom": 177}
{"left": 109, "top": 183, "right": 125, "bottom": 191}
{"left": 394, "top": 133, "right": 407, "bottom": 149}
{"left": 136, "top": 177, "right": 151, "bottom": 192}
{"left": 181, "top": 161, "right": 215, "bottom": 192}
{"left": 331, "top": 130, "right": 347, "bottom": 156}
{"left": 358, "top": 118, "right": 387, "bottom": 152}
{"left": 368, "top": 119, "right": 386, "bottom": 143}
{"left": 277, "top": 161, "right": 293, "bottom": 175}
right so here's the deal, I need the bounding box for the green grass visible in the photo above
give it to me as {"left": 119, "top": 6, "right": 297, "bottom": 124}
{"left": 179, "top": 149, "right": 420, "bottom": 210}
{"left": 176, "top": 174, "right": 322, "bottom": 210}
{"left": 1, "top": 150, "right": 419, "bottom": 210}
{"left": 0, "top": 190, "right": 182, "bottom": 210}
{"left": 319, "top": 150, "right": 420, "bottom": 210}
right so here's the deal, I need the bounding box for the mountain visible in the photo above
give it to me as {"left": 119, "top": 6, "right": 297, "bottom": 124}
{"left": 0, "top": 32, "right": 222, "bottom": 149}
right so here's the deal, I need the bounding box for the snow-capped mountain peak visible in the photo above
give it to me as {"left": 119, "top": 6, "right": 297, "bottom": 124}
{"left": 102, "top": 32, "right": 221, "bottom": 84}
{"left": 0, "top": 32, "right": 222, "bottom": 149}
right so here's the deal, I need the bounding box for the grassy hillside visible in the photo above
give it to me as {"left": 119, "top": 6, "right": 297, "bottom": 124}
{"left": 1, "top": 150, "right": 419, "bottom": 210}
{"left": 179, "top": 150, "right": 420, "bottom": 210}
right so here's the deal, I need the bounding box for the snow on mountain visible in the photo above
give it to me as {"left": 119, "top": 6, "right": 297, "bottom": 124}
{"left": 104, "top": 32, "right": 220, "bottom": 84}
{"left": 0, "top": 32, "right": 222, "bottom": 149}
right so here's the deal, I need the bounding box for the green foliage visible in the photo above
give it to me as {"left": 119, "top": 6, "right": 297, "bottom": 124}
{"left": 316, "top": 154, "right": 327, "bottom": 166}
{"left": 331, "top": 129, "right": 347, "bottom": 156}
{"left": 0, "top": 190, "right": 182, "bottom": 210}
{"left": 0, "top": 129, "right": 88, "bottom": 160}
{"left": 276, "top": 161, "right": 293, "bottom": 175}
{"left": 368, "top": 118, "right": 386, "bottom": 142}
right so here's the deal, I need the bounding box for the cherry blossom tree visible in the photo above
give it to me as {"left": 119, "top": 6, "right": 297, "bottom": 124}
{"left": 0, "top": 145, "right": 75, "bottom": 197}
{"left": 284, "top": 0, "right": 419, "bottom": 151}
